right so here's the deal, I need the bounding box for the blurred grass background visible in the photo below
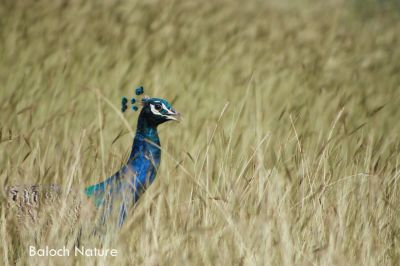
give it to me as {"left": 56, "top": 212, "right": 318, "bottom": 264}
{"left": 0, "top": 0, "right": 400, "bottom": 265}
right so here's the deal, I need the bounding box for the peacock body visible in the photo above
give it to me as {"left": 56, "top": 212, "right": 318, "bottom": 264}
{"left": 5, "top": 89, "right": 180, "bottom": 228}
{"left": 85, "top": 96, "right": 180, "bottom": 226}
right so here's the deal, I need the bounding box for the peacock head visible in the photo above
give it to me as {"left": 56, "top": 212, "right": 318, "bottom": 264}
{"left": 121, "top": 86, "right": 181, "bottom": 126}
{"left": 140, "top": 97, "right": 181, "bottom": 125}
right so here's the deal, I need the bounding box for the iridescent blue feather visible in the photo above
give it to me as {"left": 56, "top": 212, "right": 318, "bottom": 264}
{"left": 85, "top": 97, "right": 179, "bottom": 227}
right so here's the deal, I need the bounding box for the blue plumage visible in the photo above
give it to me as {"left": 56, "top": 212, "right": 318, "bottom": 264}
{"left": 85, "top": 97, "right": 180, "bottom": 227}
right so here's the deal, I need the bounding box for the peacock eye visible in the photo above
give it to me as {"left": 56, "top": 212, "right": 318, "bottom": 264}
{"left": 154, "top": 103, "right": 162, "bottom": 111}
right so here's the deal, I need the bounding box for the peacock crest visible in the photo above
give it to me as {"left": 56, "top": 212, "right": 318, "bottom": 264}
{"left": 121, "top": 86, "right": 145, "bottom": 113}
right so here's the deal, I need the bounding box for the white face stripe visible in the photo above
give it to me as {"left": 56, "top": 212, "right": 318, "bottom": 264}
{"left": 161, "top": 103, "right": 174, "bottom": 114}
{"left": 149, "top": 103, "right": 178, "bottom": 121}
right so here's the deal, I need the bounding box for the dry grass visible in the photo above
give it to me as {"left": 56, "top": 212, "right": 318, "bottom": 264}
{"left": 1, "top": 0, "right": 400, "bottom": 265}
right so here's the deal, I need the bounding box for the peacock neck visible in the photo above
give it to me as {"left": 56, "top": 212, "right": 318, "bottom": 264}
{"left": 129, "top": 113, "right": 161, "bottom": 161}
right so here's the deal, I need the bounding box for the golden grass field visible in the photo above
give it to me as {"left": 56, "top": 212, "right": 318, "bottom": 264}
{"left": 1, "top": 0, "right": 400, "bottom": 265}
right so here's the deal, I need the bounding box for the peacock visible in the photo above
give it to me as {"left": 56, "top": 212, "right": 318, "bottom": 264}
{"left": 5, "top": 87, "right": 180, "bottom": 228}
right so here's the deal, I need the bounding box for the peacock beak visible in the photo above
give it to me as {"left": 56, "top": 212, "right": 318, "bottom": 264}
{"left": 167, "top": 110, "right": 181, "bottom": 122}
